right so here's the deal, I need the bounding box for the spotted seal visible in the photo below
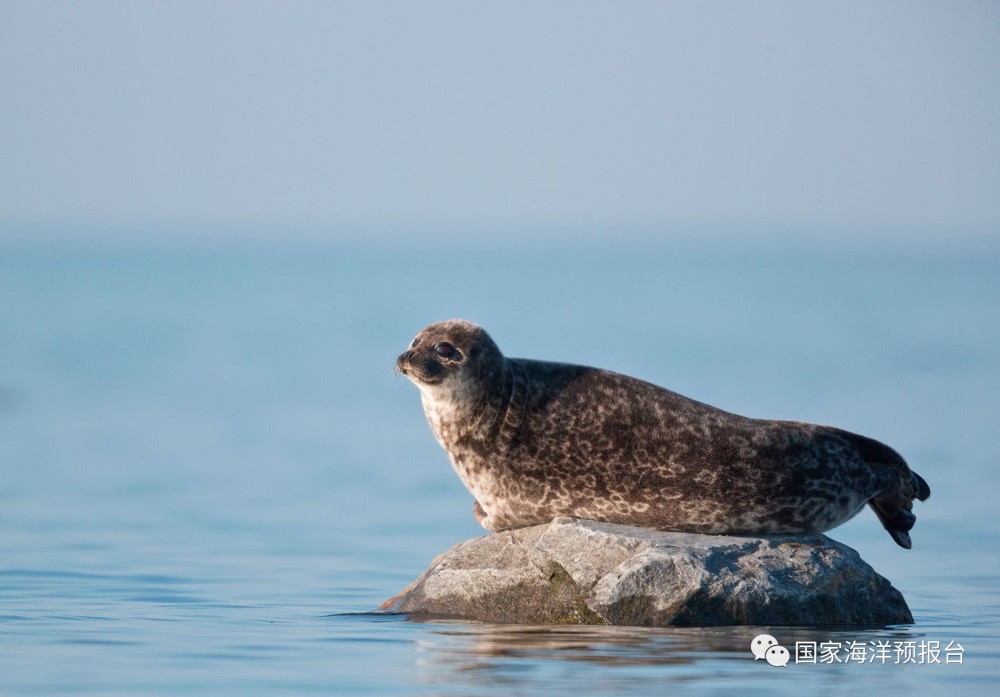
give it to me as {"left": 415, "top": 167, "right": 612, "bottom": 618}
{"left": 395, "top": 319, "right": 930, "bottom": 548}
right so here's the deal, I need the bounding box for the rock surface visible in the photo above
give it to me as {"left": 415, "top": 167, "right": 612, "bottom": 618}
{"left": 380, "top": 516, "right": 913, "bottom": 626}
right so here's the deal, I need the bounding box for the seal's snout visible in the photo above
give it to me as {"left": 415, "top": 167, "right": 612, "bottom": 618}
{"left": 395, "top": 351, "right": 413, "bottom": 375}
{"left": 395, "top": 345, "right": 448, "bottom": 385}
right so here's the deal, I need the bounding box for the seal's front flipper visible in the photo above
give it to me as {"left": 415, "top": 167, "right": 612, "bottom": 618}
{"left": 473, "top": 500, "right": 487, "bottom": 525}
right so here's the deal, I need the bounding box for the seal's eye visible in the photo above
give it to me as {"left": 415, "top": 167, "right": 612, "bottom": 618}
{"left": 410, "top": 337, "right": 421, "bottom": 348}
{"left": 433, "top": 342, "right": 457, "bottom": 359}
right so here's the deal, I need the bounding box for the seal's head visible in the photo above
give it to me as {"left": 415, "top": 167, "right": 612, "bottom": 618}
{"left": 396, "top": 320, "right": 504, "bottom": 394}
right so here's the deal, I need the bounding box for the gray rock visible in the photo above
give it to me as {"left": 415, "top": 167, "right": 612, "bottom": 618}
{"left": 380, "top": 516, "right": 913, "bottom": 626}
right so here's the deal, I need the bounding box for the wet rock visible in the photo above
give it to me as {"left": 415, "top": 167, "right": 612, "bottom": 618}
{"left": 379, "top": 517, "right": 913, "bottom": 626}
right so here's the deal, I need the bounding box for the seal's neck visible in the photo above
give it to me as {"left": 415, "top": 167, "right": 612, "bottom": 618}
{"left": 419, "top": 378, "right": 483, "bottom": 451}
{"left": 417, "top": 358, "right": 515, "bottom": 452}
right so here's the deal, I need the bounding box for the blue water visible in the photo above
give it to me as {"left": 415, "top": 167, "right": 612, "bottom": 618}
{"left": 1, "top": 239, "right": 998, "bottom": 695}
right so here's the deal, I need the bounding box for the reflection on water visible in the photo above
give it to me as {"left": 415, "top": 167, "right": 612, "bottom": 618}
{"left": 418, "top": 621, "right": 747, "bottom": 666}
{"left": 393, "top": 618, "right": 955, "bottom": 695}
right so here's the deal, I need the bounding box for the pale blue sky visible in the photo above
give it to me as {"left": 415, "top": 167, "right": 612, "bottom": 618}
{"left": 1, "top": 1, "right": 998, "bottom": 247}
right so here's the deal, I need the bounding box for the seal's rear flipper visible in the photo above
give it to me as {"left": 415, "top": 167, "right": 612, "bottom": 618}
{"left": 888, "top": 528, "right": 912, "bottom": 549}
{"left": 849, "top": 432, "right": 929, "bottom": 548}
{"left": 876, "top": 470, "right": 930, "bottom": 548}
{"left": 868, "top": 465, "right": 924, "bottom": 549}
{"left": 869, "top": 500, "right": 916, "bottom": 549}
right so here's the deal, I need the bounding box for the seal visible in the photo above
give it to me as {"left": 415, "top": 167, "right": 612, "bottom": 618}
{"left": 396, "top": 319, "right": 931, "bottom": 548}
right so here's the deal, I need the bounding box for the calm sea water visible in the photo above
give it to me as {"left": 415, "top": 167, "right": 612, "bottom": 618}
{"left": 1, "top": 239, "right": 998, "bottom": 695}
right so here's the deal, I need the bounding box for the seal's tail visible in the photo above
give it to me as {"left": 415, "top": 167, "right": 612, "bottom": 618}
{"left": 852, "top": 434, "right": 930, "bottom": 549}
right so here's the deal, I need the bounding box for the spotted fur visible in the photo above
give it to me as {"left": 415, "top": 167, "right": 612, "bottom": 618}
{"left": 396, "top": 320, "right": 930, "bottom": 548}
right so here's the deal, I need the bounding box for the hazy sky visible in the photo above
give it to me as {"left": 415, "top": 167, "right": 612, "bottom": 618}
{"left": 1, "top": 1, "right": 998, "bottom": 245}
